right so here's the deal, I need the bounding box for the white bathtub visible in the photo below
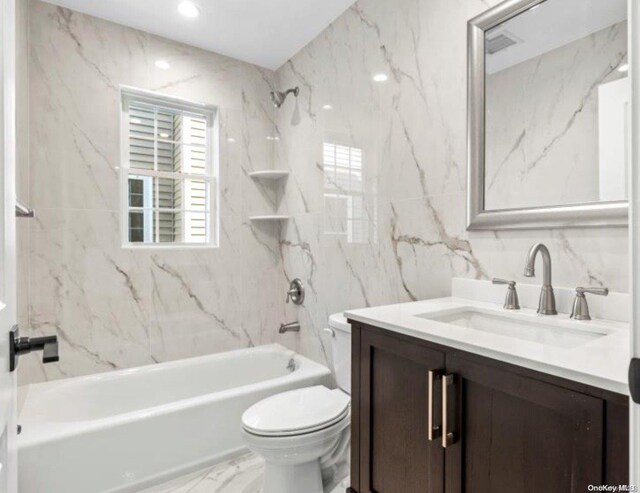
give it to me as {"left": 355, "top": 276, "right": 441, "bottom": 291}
{"left": 17, "top": 344, "right": 331, "bottom": 493}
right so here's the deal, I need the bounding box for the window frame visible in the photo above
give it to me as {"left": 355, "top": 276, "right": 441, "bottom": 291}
{"left": 127, "top": 175, "right": 153, "bottom": 243}
{"left": 119, "top": 86, "right": 219, "bottom": 249}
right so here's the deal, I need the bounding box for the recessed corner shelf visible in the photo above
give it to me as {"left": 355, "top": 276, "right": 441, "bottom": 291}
{"left": 248, "top": 170, "right": 290, "bottom": 181}
{"left": 249, "top": 215, "right": 290, "bottom": 222}
{"left": 248, "top": 172, "right": 289, "bottom": 227}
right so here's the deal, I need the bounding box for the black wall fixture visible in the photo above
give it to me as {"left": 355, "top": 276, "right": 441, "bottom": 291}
{"left": 9, "top": 326, "right": 58, "bottom": 372}
{"left": 629, "top": 358, "right": 640, "bottom": 403}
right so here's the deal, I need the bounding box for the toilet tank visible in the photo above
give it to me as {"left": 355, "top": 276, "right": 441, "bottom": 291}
{"left": 328, "top": 313, "right": 352, "bottom": 394}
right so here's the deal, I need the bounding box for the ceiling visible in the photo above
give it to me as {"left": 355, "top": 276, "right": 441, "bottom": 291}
{"left": 42, "top": 0, "right": 357, "bottom": 70}
{"left": 486, "top": 0, "right": 627, "bottom": 74}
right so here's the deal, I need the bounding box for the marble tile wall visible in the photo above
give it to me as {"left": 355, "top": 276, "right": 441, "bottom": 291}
{"left": 19, "top": 0, "right": 287, "bottom": 384}
{"left": 20, "top": 0, "right": 630, "bottom": 383}
{"left": 275, "top": 0, "right": 629, "bottom": 365}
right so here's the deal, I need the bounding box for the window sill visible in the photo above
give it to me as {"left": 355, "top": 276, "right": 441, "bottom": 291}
{"left": 121, "top": 243, "right": 218, "bottom": 250}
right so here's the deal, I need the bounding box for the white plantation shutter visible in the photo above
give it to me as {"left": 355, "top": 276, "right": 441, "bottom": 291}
{"left": 323, "top": 142, "right": 370, "bottom": 243}
{"left": 122, "top": 90, "right": 216, "bottom": 246}
{"left": 182, "top": 115, "right": 208, "bottom": 242}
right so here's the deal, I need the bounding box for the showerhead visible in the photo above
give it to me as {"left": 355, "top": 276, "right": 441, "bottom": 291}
{"left": 270, "top": 87, "right": 299, "bottom": 108}
{"left": 270, "top": 91, "right": 285, "bottom": 108}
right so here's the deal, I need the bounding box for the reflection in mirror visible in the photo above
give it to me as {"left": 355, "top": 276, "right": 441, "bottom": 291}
{"left": 323, "top": 140, "right": 378, "bottom": 244}
{"left": 484, "top": 0, "right": 628, "bottom": 212}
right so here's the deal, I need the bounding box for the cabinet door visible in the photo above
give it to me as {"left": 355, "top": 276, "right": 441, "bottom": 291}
{"left": 359, "top": 328, "right": 446, "bottom": 493}
{"left": 445, "top": 354, "right": 604, "bottom": 493}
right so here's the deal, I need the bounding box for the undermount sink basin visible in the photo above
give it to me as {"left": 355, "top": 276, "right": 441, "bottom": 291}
{"left": 416, "top": 308, "right": 610, "bottom": 349}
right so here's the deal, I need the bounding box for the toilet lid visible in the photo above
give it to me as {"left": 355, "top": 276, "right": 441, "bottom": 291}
{"left": 242, "top": 386, "right": 350, "bottom": 437}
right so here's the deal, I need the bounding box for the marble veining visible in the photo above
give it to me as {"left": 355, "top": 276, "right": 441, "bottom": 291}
{"left": 19, "top": 0, "right": 286, "bottom": 384}
{"left": 485, "top": 21, "right": 628, "bottom": 210}
{"left": 19, "top": 0, "right": 629, "bottom": 386}
{"left": 274, "top": 0, "right": 628, "bottom": 371}
{"left": 141, "top": 452, "right": 350, "bottom": 493}
{"left": 140, "top": 453, "right": 264, "bottom": 493}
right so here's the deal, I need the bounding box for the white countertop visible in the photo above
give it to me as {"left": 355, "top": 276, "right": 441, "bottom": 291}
{"left": 345, "top": 280, "right": 630, "bottom": 396}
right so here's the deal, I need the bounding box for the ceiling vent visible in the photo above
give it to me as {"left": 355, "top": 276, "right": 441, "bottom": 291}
{"left": 486, "top": 32, "right": 519, "bottom": 54}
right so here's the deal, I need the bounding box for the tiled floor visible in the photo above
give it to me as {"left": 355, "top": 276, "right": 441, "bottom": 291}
{"left": 140, "top": 452, "right": 350, "bottom": 493}
{"left": 140, "top": 454, "right": 263, "bottom": 493}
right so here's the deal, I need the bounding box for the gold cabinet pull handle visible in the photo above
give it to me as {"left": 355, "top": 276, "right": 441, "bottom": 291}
{"left": 427, "top": 370, "right": 442, "bottom": 441}
{"left": 442, "top": 373, "right": 457, "bottom": 448}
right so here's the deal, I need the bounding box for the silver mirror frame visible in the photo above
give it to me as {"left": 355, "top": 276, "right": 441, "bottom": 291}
{"left": 467, "top": 0, "right": 629, "bottom": 231}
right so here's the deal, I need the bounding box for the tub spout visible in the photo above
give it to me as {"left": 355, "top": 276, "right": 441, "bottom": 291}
{"left": 279, "top": 322, "right": 300, "bottom": 334}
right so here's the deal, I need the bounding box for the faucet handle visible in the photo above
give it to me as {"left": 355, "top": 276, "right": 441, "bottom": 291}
{"left": 576, "top": 287, "right": 609, "bottom": 297}
{"left": 492, "top": 278, "right": 516, "bottom": 287}
{"left": 571, "top": 286, "right": 608, "bottom": 320}
{"left": 285, "top": 279, "right": 305, "bottom": 305}
{"left": 492, "top": 278, "right": 520, "bottom": 310}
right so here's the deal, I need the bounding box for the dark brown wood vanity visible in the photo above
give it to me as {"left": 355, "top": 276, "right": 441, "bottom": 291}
{"left": 347, "top": 321, "right": 629, "bottom": 493}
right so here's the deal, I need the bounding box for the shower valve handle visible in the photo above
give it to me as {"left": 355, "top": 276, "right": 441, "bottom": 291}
{"left": 285, "top": 279, "right": 305, "bottom": 305}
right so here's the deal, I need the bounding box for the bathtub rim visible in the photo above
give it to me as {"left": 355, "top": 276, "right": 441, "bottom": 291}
{"left": 22, "top": 343, "right": 308, "bottom": 391}
{"left": 18, "top": 344, "right": 332, "bottom": 448}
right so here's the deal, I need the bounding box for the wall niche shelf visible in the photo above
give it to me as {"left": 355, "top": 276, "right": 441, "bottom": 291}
{"left": 248, "top": 170, "right": 289, "bottom": 181}
{"left": 248, "top": 170, "right": 289, "bottom": 226}
{"left": 249, "top": 215, "right": 290, "bottom": 222}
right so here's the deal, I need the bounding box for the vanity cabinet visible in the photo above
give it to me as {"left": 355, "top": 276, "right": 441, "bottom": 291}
{"left": 348, "top": 322, "right": 629, "bottom": 493}
{"left": 354, "top": 328, "right": 445, "bottom": 493}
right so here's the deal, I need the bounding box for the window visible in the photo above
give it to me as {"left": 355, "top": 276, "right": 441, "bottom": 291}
{"left": 121, "top": 88, "right": 218, "bottom": 247}
{"left": 323, "top": 141, "right": 377, "bottom": 244}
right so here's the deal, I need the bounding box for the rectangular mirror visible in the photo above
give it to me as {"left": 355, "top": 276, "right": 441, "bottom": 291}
{"left": 468, "top": 0, "right": 629, "bottom": 230}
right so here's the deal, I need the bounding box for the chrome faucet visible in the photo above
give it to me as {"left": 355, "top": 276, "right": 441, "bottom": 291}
{"left": 523, "top": 243, "right": 557, "bottom": 315}
{"left": 279, "top": 321, "right": 301, "bottom": 334}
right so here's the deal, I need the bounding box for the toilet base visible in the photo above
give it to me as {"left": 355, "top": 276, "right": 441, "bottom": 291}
{"left": 262, "top": 459, "right": 323, "bottom": 493}
{"left": 241, "top": 390, "right": 351, "bottom": 493}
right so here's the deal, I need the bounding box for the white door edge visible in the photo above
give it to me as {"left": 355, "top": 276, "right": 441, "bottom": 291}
{"left": 630, "top": 0, "right": 640, "bottom": 487}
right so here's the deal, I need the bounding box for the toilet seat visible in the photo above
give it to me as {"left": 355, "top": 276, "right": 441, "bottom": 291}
{"left": 242, "top": 386, "right": 350, "bottom": 437}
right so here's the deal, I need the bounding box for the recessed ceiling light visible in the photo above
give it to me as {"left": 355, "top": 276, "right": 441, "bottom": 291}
{"left": 373, "top": 73, "right": 388, "bottom": 82}
{"left": 618, "top": 63, "right": 629, "bottom": 73}
{"left": 155, "top": 60, "right": 171, "bottom": 70}
{"left": 322, "top": 104, "right": 333, "bottom": 110}
{"left": 227, "top": 137, "right": 236, "bottom": 143}
{"left": 178, "top": 1, "right": 200, "bottom": 18}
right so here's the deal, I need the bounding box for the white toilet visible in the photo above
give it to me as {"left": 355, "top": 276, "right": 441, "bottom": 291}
{"left": 241, "top": 313, "right": 352, "bottom": 493}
